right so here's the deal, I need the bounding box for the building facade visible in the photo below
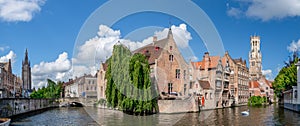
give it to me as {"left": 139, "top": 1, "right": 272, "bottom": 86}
{"left": 0, "top": 59, "right": 22, "bottom": 98}
{"left": 191, "top": 52, "right": 234, "bottom": 109}
{"left": 64, "top": 74, "right": 97, "bottom": 98}
{"left": 133, "top": 28, "right": 190, "bottom": 99}
{"left": 97, "top": 63, "right": 107, "bottom": 100}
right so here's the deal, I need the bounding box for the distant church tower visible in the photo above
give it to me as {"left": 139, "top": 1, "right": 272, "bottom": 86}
{"left": 22, "top": 49, "right": 32, "bottom": 90}
{"left": 249, "top": 36, "right": 262, "bottom": 80}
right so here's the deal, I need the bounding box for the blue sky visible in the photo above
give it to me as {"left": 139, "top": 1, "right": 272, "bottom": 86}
{"left": 0, "top": 0, "right": 299, "bottom": 88}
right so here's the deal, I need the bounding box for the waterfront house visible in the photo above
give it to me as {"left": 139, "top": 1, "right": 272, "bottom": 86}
{"left": 133, "top": 28, "right": 190, "bottom": 99}
{"left": 249, "top": 76, "right": 274, "bottom": 102}
{"left": 283, "top": 60, "right": 300, "bottom": 112}
{"left": 64, "top": 74, "right": 97, "bottom": 98}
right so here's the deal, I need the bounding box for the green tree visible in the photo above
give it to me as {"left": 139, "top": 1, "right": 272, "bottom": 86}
{"left": 30, "top": 79, "right": 62, "bottom": 99}
{"left": 273, "top": 57, "right": 298, "bottom": 97}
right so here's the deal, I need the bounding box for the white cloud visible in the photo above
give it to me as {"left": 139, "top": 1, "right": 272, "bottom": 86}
{"left": 262, "top": 69, "right": 273, "bottom": 80}
{"left": 227, "top": 0, "right": 300, "bottom": 21}
{"left": 0, "top": 0, "right": 46, "bottom": 22}
{"left": 32, "top": 52, "right": 71, "bottom": 88}
{"left": 0, "top": 46, "right": 9, "bottom": 52}
{"left": 287, "top": 39, "right": 300, "bottom": 52}
{"left": 227, "top": 7, "right": 242, "bottom": 18}
{"left": 73, "top": 24, "right": 193, "bottom": 77}
{"left": 0, "top": 50, "right": 16, "bottom": 63}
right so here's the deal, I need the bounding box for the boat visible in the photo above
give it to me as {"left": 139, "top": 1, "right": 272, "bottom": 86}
{"left": 241, "top": 109, "right": 249, "bottom": 116}
{"left": 0, "top": 118, "right": 11, "bottom": 126}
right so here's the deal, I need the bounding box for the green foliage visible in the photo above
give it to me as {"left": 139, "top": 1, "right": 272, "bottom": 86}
{"left": 273, "top": 57, "right": 298, "bottom": 97}
{"left": 105, "top": 44, "right": 158, "bottom": 115}
{"left": 30, "top": 79, "right": 63, "bottom": 99}
{"left": 248, "top": 96, "right": 267, "bottom": 106}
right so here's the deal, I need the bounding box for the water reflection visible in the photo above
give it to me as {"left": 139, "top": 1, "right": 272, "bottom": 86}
{"left": 11, "top": 104, "right": 300, "bottom": 126}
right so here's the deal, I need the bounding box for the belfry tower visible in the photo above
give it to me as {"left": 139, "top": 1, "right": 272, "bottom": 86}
{"left": 249, "top": 36, "right": 262, "bottom": 80}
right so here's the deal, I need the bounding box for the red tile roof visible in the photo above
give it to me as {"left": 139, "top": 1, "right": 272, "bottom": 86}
{"left": 133, "top": 45, "right": 164, "bottom": 65}
{"left": 191, "top": 56, "right": 220, "bottom": 69}
{"left": 249, "top": 81, "right": 260, "bottom": 88}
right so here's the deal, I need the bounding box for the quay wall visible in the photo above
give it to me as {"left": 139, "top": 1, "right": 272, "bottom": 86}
{"left": 158, "top": 96, "right": 198, "bottom": 113}
{"left": 0, "top": 98, "right": 58, "bottom": 118}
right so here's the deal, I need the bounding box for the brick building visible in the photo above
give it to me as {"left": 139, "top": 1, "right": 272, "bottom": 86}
{"left": 0, "top": 59, "right": 22, "bottom": 98}
{"left": 133, "top": 28, "right": 190, "bottom": 99}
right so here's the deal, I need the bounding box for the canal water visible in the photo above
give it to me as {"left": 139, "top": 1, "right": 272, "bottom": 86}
{"left": 11, "top": 104, "right": 300, "bottom": 126}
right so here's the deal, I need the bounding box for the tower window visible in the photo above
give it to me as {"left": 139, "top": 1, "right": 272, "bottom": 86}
{"left": 170, "top": 46, "right": 173, "bottom": 51}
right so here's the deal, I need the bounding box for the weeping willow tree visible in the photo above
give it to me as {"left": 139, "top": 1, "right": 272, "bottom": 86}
{"left": 105, "top": 44, "right": 158, "bottom": 115}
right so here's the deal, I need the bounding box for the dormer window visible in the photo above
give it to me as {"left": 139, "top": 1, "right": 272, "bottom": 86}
{"left": 169, "top": 55, "right": 174, "bottom": 62}
{"left": 155, "top": 46, "right": 160, "bottom": 51}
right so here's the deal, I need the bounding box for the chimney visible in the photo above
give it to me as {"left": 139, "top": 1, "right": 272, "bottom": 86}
{"left": 153, "top": 36, "right": 157, "bottom": 42}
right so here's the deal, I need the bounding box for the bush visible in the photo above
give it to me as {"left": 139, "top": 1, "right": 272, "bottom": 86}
{"left": 248, "top": 96, "right": 267, "bottom": 106}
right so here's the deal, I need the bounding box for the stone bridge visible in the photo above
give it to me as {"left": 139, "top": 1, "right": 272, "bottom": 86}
{"left": 59, "top": 97, "right": 98, "bottom": 107}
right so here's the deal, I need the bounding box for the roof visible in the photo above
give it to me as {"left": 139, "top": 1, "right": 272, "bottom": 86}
{"left": 133, "top": 45, "right": 164, "bottom": 64}
{"left": 0, "top": 62, "right": 9, "bottom": 71}
{"left": 101, "top": 63, "right": 108, "bottom": 71}
{"left": 192, "top": 56, "right": 220, "bottom": 69}
{"left": 249, "top": 81, "right": 260, "bottom": 88}
{"left": 198, "top": 80, "right": 211, "bottom": 89}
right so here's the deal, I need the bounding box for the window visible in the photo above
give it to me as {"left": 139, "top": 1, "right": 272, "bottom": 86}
{"left": 184, "top": 84, "right": 187, "bottom": 95}
{"left": 150, "top": 68, "right": 154, "bottom": 73}
{"left": 169, "top": 55, "right": 174, "bottom": 62}
{"left": 189, "top": 82, "right": 193, "bottom": 89}
{"left": 266, "top": 87, "right": 268, "bottom": 90}
{"left": 252, "top": 61, "right": 255, "bottom": 66}
{"left": 170, "top": 46, "right": 173, "bottom": 51}
{"left": 155, "top": 46, "right": 160, "bottom": 51}
{"left": 184, "top": 70, "right": 186, "bottom": 80}
{"left": 196, "top": 84, "right": 198, "bottom": 88}
{"left": 176, "top": 69, "right": 180, "bottom": 79}
{"left": 295, "top": 90, "right": 298, "bottom": 98}
{"left": 210, "top": 93, "right": 213, "bottom": 99}
{"left": 168, "top": 83, "right": 173, "bottom": 94}
{"left": 205, "top": 93, "right": 208, "bottom": 100}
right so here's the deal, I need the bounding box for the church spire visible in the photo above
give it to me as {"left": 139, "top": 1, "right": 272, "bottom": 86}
{"left": 24, "top": 48, "right": 29, "bottom": 64}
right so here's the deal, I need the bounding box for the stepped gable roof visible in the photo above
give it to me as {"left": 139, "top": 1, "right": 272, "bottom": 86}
{"left": 0, "top": 62, "right": 9, "bottom": 71}
{"left": 198, "top": 80, "right": 211, "bottom": 89}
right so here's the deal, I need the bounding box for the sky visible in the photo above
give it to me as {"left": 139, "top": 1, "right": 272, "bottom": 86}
{"left": 0, "top": 0, "right": 300, "bottom": 88}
